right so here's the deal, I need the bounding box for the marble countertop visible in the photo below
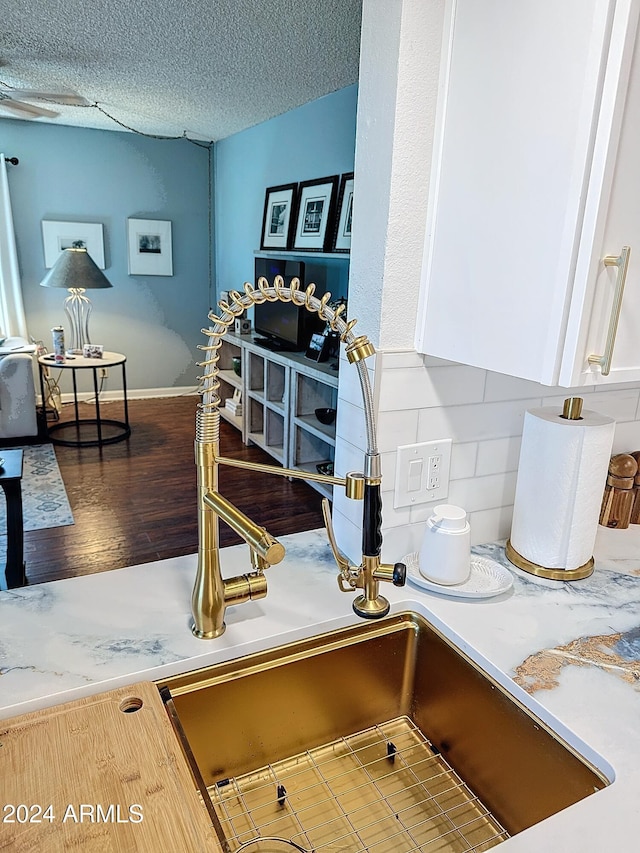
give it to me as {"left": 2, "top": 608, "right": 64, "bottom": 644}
{"left": 2, "top": 525, "right": 640, "bottom": 852}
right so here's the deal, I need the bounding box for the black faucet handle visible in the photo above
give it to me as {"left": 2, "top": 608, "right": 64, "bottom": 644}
{"left": 392, "top": 562, "right": 407, "bottom": 587}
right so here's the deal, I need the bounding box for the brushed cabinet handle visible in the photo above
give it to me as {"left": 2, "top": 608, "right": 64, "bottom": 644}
{"left": 588, "top": 246, "right": 631, "bottom": 376}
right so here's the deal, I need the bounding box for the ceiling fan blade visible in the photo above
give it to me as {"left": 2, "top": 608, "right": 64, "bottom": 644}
{"left": 7, "top": 90, "right": 90, "bottom": 106}
{"left": 0, "top": 98, "right": 59, "bottom": 118}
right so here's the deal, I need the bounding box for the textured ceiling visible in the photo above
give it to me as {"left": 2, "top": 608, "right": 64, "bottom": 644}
{"left": 0, "top": 0, "right": 362, "bottom": 141}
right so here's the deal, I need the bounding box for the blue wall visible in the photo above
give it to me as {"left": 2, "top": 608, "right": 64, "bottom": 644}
{"left": 0, "top": 86, "right": 356, "bottom": 391}
{"left": 214, "top": 85, "right": 357, "bottom": 304}
{"left": 1, "top": 119, "right": 210, "bottom": 390}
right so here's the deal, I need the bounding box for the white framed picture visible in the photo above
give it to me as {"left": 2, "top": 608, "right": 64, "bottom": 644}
{"left": 260, "top": 183, "right": 297, "bottom": 250}
{"left": 42, "top": 221, "right": 105, "bottom": 269}
{"left": 127, "top": 218, "right": 173, "bottom": 276}
{"left": 331, "top": 173, "right": 354, "bottom": 253}
{"left": 292, "top": 176, "right": 338, "bottom": 252}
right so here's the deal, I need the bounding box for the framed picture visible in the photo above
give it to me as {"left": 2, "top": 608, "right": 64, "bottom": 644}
{"left": 42, "top": 221, "right": 105, "bottom": 269}
{"left": 292, "top": 176, "right": 339, "bottom": 252}
{"left": 331, "top": 173, "right": 354, "bottom": 253}
{"left": 127, "top": 218, "right": 173, "bottom": 276}
{"left": 260, "top": 183, "right": 297, "bottom": 250}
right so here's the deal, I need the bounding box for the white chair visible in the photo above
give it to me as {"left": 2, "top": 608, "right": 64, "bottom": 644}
{"left": 0, "top": 352, "right": 38, "bottom": 438}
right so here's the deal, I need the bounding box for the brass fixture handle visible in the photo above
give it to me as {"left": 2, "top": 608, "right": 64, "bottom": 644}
{"left": 337, "top": 571, "right": 358, "bottom": 593}
{"left": 203, "top": 491, "right": 285, "bottom": 565}
{"left": 373, "top": 562, "right": 407, "bottom": 587}
{"left": 588, "top": 246, "right": 631, "bottom": 376}
{"left": 321, "top": 498, "right": 351, "bottom": 577}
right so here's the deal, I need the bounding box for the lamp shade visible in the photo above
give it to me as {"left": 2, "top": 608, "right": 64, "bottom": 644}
{"left": 40, "top": 248, "right": 112, "bottom": 289}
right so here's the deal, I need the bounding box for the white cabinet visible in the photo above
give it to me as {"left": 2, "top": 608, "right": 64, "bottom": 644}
{"left": 245, "top": 347, "right": 289, "bottom": 464}
{"left": 289, "top": 365, "right": 338, "bottom": 500}
{"left": 416, "top": 0, "right": 640, "bottom": 387}
{"left": 220, "top": 333, "right": 339, "bottom": 497}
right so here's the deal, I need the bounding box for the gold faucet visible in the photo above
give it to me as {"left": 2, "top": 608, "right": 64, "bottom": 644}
{"left": 191, "top": 276, "right": 406, "bottom": 639}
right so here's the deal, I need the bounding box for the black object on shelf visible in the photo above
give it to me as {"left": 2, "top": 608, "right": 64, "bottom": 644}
{"left": 315, "top": 407, "right": 337, "bottom": 425}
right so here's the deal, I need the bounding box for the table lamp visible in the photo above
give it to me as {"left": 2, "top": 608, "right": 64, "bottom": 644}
{"left": 40, "top": 247, "right": 112, "bottom": 354}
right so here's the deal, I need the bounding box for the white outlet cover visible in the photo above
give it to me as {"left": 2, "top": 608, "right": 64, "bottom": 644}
{"left": 394, "top": 439, "right": 452, "bottom": 509}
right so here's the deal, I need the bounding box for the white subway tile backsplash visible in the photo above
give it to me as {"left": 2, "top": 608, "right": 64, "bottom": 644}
{"left": 381, "top": 494, "right": 412, "bottom": 528}
{"left": 483, "top": 371, "right": 545, "bottom": 402}
{"left": 450, "top": 442, "right": 477, "bottom": 480}
{"left": 350, "top": 354, "right": 640, "bottom": 550}
{"left": 379, "top": 349, "right": 425, "bottom": 370}
{"left": 409, "top": 498, "right": 443, "bottom": 525}
{"left": 332, "top": 508, "right": 361, "bottom": 564}
{"left": 334, "top": 437, "right": 366, "bottom": 479}
{"left": 377, "top": 367, "right": 423, "bottom": 411}
{"left": 588, "top": 390, "right": 640, "bottom": 423}
{"left": 378, "top": 348, "right": 458, "bottom": 370}
{"left": 378, "top": 408, "right": 420, "bottom": 451}
{"left": 381, "top": 523, "right": 421, "bottom": 563}
{"left": 339, "top": 487, "right": 372, "bottom": 527}
{"left": 337, "top": 359, "right": 376, "bottom": 408}
{"left": 468, "top": 507, "right": 513, "bottom": 546}
{"left": 476, "top": 436, "right": 522, "bottom": 476}
{"left": 422, "top": 355, "right": 459, "bottom": 368}
{"left": 417, "top": 398, "right": 538, "bottom": 444}
{"left": 378, "top": 364, "right": 486, "bottom": 412}
{"left": 612, "top": 421, "right": 640, "bottom": 453}
{"left": 448, "top": 471, "right": 517, "bottom": 514}
{"left": 380, "top": 450, "right": 397, "bottom": 488}
{"left": 589, "top": 380, "right": 640, "bottom": 391}
{"left": 336, "top": 399, "right": 368, "bottom": 451}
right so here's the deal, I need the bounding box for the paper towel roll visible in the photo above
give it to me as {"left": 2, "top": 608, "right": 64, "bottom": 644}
{"left": 509, "top": 405, "right": 615, "bottom": 572}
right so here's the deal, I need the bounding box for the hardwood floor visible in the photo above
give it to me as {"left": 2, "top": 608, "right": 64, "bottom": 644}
{"left": 23, "top": 395, "right": 326, "bottom": 585}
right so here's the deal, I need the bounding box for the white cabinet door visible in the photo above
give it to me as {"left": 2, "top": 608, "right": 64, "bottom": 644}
{"left": 416, "top": 0, "right": 639, "bottom": 387}
{"left": 563, "top": 10, "right": 640, "bottom": 385}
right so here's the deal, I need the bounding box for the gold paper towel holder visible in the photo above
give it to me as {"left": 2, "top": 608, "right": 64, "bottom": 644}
{"left": 506, "top": 397, "right": 595, "bottom": 581}
{"left": 505, "top": 541, "right": 594, "bottom": 581}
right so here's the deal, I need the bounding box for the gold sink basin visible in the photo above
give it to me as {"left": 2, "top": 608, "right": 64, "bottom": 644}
{"left": 158, "top": 612, "right": 609, "bottom": 853}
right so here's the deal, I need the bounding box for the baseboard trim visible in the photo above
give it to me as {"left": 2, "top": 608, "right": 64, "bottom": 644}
{"left": 53, "top": 386, "right": 199, "bottom": 404}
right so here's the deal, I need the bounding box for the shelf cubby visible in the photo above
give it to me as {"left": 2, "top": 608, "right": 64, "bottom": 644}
{"left": 248, "top": 352, "right": 265, "bottom": 395}
{"left": 266, "top": 361, "right": 286, "bottom": 405}
{"left": 293, "top": 414, "right": 336, "bottom": 445}
{"left": 295, "top": 374, "right": 336, "bottom": 417}
{"left": 264, "top": 409, "right": 286, "bottom": 464}
{"left": 215, "top": 332, "right": 340, "bottom": 485}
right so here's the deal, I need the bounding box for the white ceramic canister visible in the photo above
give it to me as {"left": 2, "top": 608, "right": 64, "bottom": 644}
{"left": 419, "top": 504, "right": 471, "bottom": 585}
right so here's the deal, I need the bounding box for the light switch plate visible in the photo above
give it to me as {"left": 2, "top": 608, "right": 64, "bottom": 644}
{"left": 394, "top": 439, "right": 452, "bottom": 509}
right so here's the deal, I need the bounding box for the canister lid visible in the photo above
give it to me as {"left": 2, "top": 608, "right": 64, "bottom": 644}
{"left": 430, "top": 504, "right": 467, "bottom": 531}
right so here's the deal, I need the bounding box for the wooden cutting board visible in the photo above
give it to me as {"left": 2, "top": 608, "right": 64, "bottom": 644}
{"left": 0, "top": 681, "right": 222, "bottom": 851}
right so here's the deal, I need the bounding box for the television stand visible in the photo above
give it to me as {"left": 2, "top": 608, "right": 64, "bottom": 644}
{"left": 254, "top": 338, "right": 300, "bottom": 353}
{"left": 216, "top": 332, "right": 339, "bottom": 501}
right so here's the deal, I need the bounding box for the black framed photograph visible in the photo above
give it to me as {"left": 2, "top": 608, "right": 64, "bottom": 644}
{"left": 292, "top": 175, "right": 339, "bottom": 252}
{"left": 331, "top": 172, "right": 354, "bottom": 253}
{"left": 260, "top": 183, "right": 297, "bottom": 250}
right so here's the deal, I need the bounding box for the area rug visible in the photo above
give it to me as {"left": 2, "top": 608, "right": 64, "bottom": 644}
{"left": 0, "top": 443, "right": 74, "bottom": 532}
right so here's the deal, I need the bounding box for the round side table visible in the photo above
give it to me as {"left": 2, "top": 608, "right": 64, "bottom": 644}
{"left": 38, "top": 351, "right": 131, "bottom": 447}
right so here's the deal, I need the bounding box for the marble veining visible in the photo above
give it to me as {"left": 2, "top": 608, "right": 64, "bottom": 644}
{"left": 75, "top": 636, "right": 178, "bottom": 665}
{"left": 513, "top": 627, "right": 640, "bottom": 693}
{"left": 0, "top": 531, "right": 343, "bottom": 715}
{"left": 1, "top": 583, "right": 58, "bottom": 612}
{"left": 2, "top": 527, "right": 640, "bottom": 850}
{"left": 474, "top": 530, "right": 640, "bottom": 699}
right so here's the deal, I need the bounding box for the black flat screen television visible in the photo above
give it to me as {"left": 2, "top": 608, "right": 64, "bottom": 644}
{"left": 254, "top": 257, "right": 323, "bottom": 351}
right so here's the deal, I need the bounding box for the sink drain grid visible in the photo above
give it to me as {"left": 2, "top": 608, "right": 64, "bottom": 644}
{"left": 208, "top": 716, "right": 509, "bottom": 852}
